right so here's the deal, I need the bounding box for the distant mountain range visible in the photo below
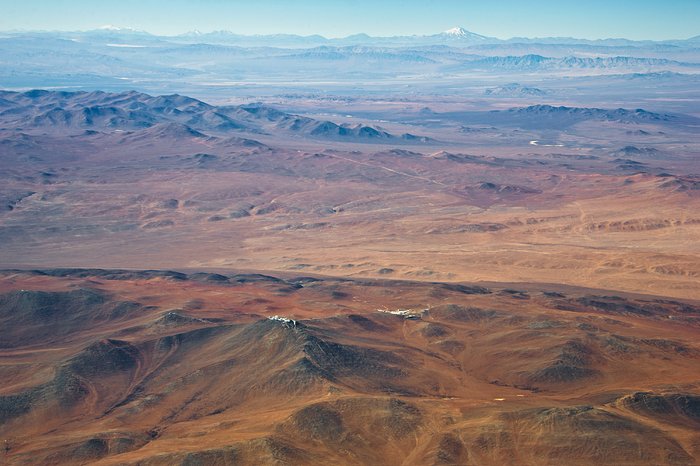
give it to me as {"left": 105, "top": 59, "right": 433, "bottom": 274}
{"left": 464, "top": 54, "right": 694, "bottom": 70}
{"left": 484, "top": 83, "right": 549, "bottom": 97}
{"left": 2, "top": 90, "right": 695, "bottom": 144}
{"left": 415, "top": 104, "right": 699, "bottom": 131}
{"left": 1, "top": 35, "right": 698, "bottom": 92}
{"left": 0, "top": 26, "right": 698, "bottom": 96}
{"left": 2, "top": 26, "right": 698, "bottom": 48}
{"left": 506, "top": 104, "right": 674, "bottom": 122}
{"left": 0, "top": 90, "right": 429, "bottom": 143}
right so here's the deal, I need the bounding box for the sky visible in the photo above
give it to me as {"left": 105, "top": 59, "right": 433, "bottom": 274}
{"left": 0, "top": 0, "right": 698, "bottom": 40}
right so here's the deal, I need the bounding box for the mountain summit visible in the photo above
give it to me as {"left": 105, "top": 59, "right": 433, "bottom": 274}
{"left": 440, "top": 26, "right": 488, "bottom": 41}
{"left": 443, "top": 27, "right": 470, "bottom": 36}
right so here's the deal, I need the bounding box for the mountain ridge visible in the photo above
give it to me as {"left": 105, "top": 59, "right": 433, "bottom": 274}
{"left": 0, "top": 89, "right": 429, "bottom": 143}
{"left": 3, "top": 26, "right": 698, "bottom": 47}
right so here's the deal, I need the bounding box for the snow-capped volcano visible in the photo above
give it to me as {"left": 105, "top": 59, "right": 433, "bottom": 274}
{"left": 441, "top": 26, "right": 488, "bottom": 41}
{"left": 444, "top": 27, "right": 469, "bottom": 36}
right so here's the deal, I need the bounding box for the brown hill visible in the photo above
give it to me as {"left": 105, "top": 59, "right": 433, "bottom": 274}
{"left": 0, "top": 269, "right": 698, "bottom": 465}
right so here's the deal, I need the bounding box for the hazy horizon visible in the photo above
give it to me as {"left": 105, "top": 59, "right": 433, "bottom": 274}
{"left": 2, "top": 25, "right": 699, "bottom": 42}
{"left": 1, "top": 0, "right": 699, "bottom": 41}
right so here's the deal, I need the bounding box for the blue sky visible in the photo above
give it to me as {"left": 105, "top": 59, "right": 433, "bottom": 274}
{"left": 1, "top": 0, "right": 698, "bottom": 40}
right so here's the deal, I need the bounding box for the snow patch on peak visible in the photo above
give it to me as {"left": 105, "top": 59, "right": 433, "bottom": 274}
{"left": 99, "top": 25, "right": 135, "bottom": 32}
{"left": 441, "top": 26, "right": 488, "bottom": 41}
{"left": 444, "top": 27, "right": 469, "bottom": 36}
